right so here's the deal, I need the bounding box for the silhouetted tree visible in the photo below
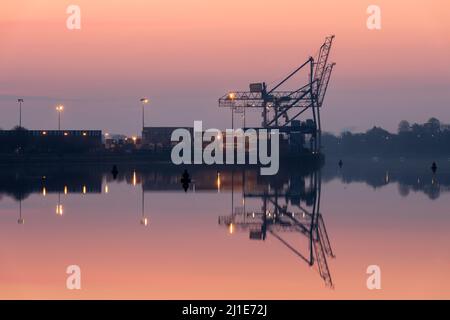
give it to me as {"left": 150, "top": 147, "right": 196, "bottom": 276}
{"left": 322, "top": 117, "right": 450, "bottom": 157}
{"left": 398, "top": 120, "right": 410, "bottom": 133}
{"left": 425, "top": 117, "right": 440, "bottom": 134}
{"left": 411, "top": 123, "right": 422, "bottom": 134}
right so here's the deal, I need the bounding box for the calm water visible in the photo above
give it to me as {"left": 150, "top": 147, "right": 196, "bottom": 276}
{"left": 1, "top": 159, "right": 449, "bottom": 299}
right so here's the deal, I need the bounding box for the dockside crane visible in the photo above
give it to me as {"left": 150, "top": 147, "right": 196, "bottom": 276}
{"left": 219, "top": 36, "right": 335, "bottom": 153}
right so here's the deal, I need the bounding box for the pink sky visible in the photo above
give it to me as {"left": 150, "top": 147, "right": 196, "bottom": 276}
{"left": 1, "top": 0, "right": 450, "bottom": 135}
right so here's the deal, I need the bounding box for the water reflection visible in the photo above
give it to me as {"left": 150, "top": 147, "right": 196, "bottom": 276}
{"left": 17, "top": 199, "right": 24, "bottom": 224}
{"left": 218, "top": 169, "right": 335, "bottom": 288}
{"left": 56, "top": 192, "right": 63, "bottom": 216}
{"left": 0, "top": 164, "right": 335, "bottom": 288}
{"left": 2, "top": 160, "right": 448, "bottom": 202}
{"left": 1, "top": 159, "right": 449, "bottom": 294}
{"left": 323, "top": 158, "right": 450, "bottom": 200}
{"left": 0, "top": 167, "right": 102, "bottom": 201}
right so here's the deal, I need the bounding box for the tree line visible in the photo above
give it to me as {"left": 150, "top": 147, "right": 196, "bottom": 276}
{"left": 322, "top": 118, "right": 450, "bottom": 157}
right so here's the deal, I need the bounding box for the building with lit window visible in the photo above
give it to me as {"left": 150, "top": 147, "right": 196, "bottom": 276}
{"left": 0, "top": 129, "right": 102, "bottom": 153}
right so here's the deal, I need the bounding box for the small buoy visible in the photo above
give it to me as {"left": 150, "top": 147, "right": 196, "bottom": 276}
{"left": 431, "top": 162, "right": 437, "bottom": 174}
{"left": 180, "top": 169, "right": 191, "bottom": 192}
{"left": 111, "top": 165, "right": 119, "bottom": 179}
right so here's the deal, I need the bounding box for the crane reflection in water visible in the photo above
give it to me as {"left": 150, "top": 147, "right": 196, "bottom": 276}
{"left": 218, "top": 169, "right": 335, "bottom": 288}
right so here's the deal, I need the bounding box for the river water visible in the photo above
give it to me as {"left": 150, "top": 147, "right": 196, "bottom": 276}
{"left": 1, "top": 158, "right": 449, "bottom": 299}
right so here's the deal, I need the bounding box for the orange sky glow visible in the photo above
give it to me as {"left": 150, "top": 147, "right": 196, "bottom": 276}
{"left": 1, "top": 0, "right": 450, "bottom": 134}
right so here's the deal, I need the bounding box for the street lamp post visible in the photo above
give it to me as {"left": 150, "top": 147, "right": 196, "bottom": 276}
{"left": 140, "top": 98, "right": 149, "bottom": 134}
{"left": 56, "top": 105, "right": 64, "bottom": 130}
{"left": 18, "top": 99, "right": 24, "bottom": 128}
{"left": 228, "top": 93, "right": 236, "bottom": 129}
{"left": 232, "top": 108, "right": 234, "bottom": 129}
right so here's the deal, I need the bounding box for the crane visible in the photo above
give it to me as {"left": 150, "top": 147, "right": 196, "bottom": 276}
{"left": 218, "top": 36, "right": 335, "bottom": 153}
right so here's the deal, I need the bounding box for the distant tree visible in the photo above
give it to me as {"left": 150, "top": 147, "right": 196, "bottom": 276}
{"left": 411, "top": 123, "right": 422, "bottom": 135}
{"left": 322, "top": 119, "right": 450, "bottom": 157}
{"left": 341, "top": 131, "right": 353, "bottom": 138}
{"left": 366, "top": 126, "right": 391, "bottom": 138}
{"left": 398, "top": 120, "right": 410, "bottom": 133}
{"left": 426, "top": 117, "right": 441, "bottom": 134}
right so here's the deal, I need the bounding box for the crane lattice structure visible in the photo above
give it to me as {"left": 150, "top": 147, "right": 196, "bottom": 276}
{"left": 219, "top": 36, "right": 335, "bottom": 153}
{"left": 218, "top": 170, "right": 335, "bottom": 288}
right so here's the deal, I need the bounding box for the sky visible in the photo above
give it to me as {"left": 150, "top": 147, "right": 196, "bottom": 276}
{"left": 1, "top": 0, "right": 450, "bottom": 136}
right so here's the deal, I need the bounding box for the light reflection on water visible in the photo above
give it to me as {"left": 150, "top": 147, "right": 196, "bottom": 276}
{"left": 0, "top": 159, "right": 449, "bottom": 299}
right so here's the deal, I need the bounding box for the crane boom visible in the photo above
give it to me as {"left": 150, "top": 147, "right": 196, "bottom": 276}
{"left": 317, "top": 63, "right": 335, "bottom": 107}
{"left": 313, "top": 35, "right": 335, "bottom": 95}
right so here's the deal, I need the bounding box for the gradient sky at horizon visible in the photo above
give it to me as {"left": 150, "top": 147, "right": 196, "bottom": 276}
{"left": 1, "top": 0, "right": 450, "bottom": 135}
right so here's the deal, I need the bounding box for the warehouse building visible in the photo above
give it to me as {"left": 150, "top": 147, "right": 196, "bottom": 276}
{"left": 0, "top": 129, "right": 102, "bottom": 153}
{"left": 142, "top": 127, "right": 193, "bottom": 149}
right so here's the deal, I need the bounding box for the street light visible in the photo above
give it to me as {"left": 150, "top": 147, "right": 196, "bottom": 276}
{"left": 56, "top": 105, "right": 64, "bottom": 130}
{"left": 140, "top": 98, "right": 149, "bottom": 133}
{"left": 18, "top": 99, "right": 24, "bottom": 128}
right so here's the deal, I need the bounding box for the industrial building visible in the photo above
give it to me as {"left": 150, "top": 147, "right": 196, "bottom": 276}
{"left": 0, "top": 129, "right": 102, "bottom": 154}
{"left": 142, "top": 127, "right": 193, "bottom": 149}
